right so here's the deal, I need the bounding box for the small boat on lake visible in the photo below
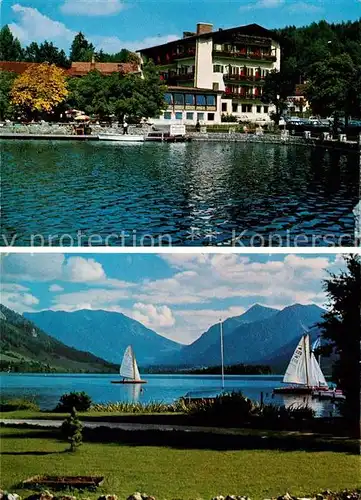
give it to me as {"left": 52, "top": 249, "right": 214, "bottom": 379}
{"left": 98, "top": 134, "right": 145, "bottom": 142}
{"left": 273, "top": 333, "right": 330, "bottom": 395}
{"left": 111, "top": 345, "right": 147, "bottom": 384}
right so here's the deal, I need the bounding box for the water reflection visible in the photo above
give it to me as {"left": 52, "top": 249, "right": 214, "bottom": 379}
{"left": 279, "top": 394, "right": 339, "bottom": 417}
{"left": 1, "top": 141, "right": 358, "bottom": 246}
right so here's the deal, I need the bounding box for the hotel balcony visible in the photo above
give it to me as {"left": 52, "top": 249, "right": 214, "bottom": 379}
{"left": 160, "top": 72, "right": 195, "bottom": 85}
{"left": 155, "top": 48, "right": 196, "bottom": 65}
{"left": 213, "top": 49, "right": 276, "bottom": 62}
{"left": 223, "top": 91, "right": 263, "bottom": 100}
{"left": 223, "top": 73, "right": 265, "bottom": 84}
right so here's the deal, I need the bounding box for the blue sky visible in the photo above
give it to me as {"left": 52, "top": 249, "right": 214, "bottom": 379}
{"left": 1, "top": 0, "right": 360, "bottom": 54}
{"left": 1, "top": 253, "right": 346, "bottom": 344}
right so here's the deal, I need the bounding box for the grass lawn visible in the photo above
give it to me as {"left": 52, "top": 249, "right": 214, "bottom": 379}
{"left": 1, "top": 427, "right": 360, "bottom": 500}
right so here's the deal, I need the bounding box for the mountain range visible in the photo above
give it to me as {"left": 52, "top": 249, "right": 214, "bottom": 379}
{"left": 159, "top": 303, "right": 324, "bottom": 368}
{"left": 24, "top": 303, "right": 326, "bottom": 372}
{"left": 0, "top": 304, "right": 118, "bottom": 373}
{"left": 24, "top": 309, "right": 182, "bottom": 365}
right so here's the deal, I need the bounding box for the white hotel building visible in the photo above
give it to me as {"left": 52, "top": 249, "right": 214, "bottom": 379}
{"left": 138, "top": 23, "right": 281, "bottom": 126}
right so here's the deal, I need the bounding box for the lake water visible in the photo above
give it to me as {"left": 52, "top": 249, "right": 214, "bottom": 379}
{"left": 0, "top": 373, "right": 338, "bottom": 417}
{"left": 1, "top": 140, "right": 358, "bottom": 246}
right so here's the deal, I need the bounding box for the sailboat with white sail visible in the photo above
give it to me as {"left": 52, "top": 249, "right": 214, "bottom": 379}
{"left": 273, "top": 333, "right": 329, "bottom": 395}
{"left": 111, "top": 345, "right": 147, "bottom": 384}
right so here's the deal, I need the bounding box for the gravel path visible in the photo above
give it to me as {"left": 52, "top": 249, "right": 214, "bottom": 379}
{"left": 0, "top": 418, "right": 243, "bottom": 435}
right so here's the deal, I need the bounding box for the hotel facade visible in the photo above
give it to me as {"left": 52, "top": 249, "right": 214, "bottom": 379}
{"left": 138, "top": 23, "right": 281, "bottom": 126}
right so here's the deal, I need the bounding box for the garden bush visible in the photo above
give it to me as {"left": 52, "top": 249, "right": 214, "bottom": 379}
{"left": 61, "top": 407, "right": 83, "bottom": 452}
{"left": 55, "top": 391, "right": 92, "bottom": 412}
{"left": 0, "top": 397, "right": 39, "bottom": 412}
{"left": 182, "top": 391, "right": 254, "bottom": 422}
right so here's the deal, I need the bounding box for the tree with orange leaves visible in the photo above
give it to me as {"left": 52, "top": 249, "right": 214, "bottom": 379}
{"left": 11, "top": 62, "right": 68, "bottom": 118}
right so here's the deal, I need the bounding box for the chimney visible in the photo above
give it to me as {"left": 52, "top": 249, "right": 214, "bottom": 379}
{"left": 196, "top": 23, "right": 213, "bottom": 35}
{"left": 91, "top": 54, "right": 95, "bottom": 67}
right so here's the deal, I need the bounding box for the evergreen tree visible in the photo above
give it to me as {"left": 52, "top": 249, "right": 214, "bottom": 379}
{"left": 69, "top": 32, "right": 95, "bottom": 62}
{"left": 23, "top": 41, "right": 70, "bottom": 68}
{"left": 317, "top": 255, "right": 361, "bottom": 421}
{"left": 61, "top": 407, "right": 83, "bottom": 452}
{"left": 0, "top": 25, "right": 23, "bottom": 61}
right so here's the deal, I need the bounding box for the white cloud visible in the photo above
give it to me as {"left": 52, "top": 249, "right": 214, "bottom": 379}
{"left": 8, "top": 4, "right": 178, "bottom": 54}
{"left": 142, "top": 254, "right": 331, "bottom": 309}
{"left": 172, "top": 306, "right": 247, "bottom": 343}
{"left": 9, "top": 4, "right": 75, "bottom": 46}
{"left": 50, "top": 288, "right": 130, "bottom": 312}
{"left": 60, "top": 0, "right": 125, "bottom": 16}
{"left": 239, "top": 0, "right": 284, "bottom": 10}
{"left": 1, "top": 254, "right": 131, "bottom": 289}
{"left": 1, "top": 283, "right": 39, "bottom": 313}
{"left": 49, "top": 284, "right": 64, "bottom": 292}
{"left": 1, "top": 254, "right": 65, "bottom": 282}
{"left": 288, "top": 1, "right": 323, "bottom": 12}
{"left": 131, "top": 303, "right": 175, "bottom": 330}
{"left": 92, "top": 34, "right": 179, "bottom": 54}
{"left": 63, "top": 257, "right": 106, "bottom": 282}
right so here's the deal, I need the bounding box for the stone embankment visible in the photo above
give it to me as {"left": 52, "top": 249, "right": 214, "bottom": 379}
{"left": 189, "top": 132, "right": 360, "bottom": 152}
{"left": 0, "top": 123, "right": 360, "bottom": 152}
{"left": 0, "top": 123, "right": 152, "bottom": 136}
{"left": 1, "top": 490, "right": 360, "bottom": 500}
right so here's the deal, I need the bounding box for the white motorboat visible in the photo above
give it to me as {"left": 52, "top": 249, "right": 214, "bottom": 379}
{"left": 98, "top": 134, "right": 145, "bottom": 142}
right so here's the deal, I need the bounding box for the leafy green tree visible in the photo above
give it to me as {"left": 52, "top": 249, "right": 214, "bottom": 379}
{"left": 306, "top": 54, "right": 359, "bottom": 125}
{"left": 61, "top": 407, "right": 83, "bottom": 452}
{"left": 23, "top": 41, "right": 70, "bottom": 68}
{"left": 69, "top": 32, "right": 95, "bottom": 62}
{"left": 97, "top": 48, "right": 139, "bottom": 64}
{"left": 67, "top": 70, "right": 112, "bottom": 119}
{"left": 261, "top": 69, "right": 293, "bottom": 125}
{"left": 276, "top": 19, "right": 361, "bottom": 87}
{"left": 0, "top": 70, "right": 16, "bottom": 120}
{"left": 0, "top": 25, "right": 23, "bottom": 61}
{"left": 107, "top": 61, "right": 166, "bottom": 122}
{"left": 68, "top": 62, "right": 165, "bottom": 122}
{"left": 317, "top": 254, "right": 360, "bottom": 420}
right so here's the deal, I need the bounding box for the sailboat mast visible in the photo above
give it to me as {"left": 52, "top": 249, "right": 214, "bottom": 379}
{"left": 318, "top": 336, "right": 321, "bottom": 366}
{"left": 131, "top": 346, "right": 136, "bottom": 380}
{"left": 220, "top": 319, "right": 225, "bottom": 389}
{"left": 304, "top": 334, "right": 310, "bottom": 387}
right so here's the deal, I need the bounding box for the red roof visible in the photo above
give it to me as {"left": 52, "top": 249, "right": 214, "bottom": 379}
{"left": 0, "top": 61, "right": 139, "bottom": 76}
{"left": 0, "top": 61, "right": 37, "bottom": 74}
{"left": 67, "top": 61, "right": 139, "bottom": 76}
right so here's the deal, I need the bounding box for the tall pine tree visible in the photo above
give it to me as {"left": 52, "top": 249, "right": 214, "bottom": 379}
{"left": 0, "top": 25, "right": 23, "bottom": 61}
{"left": 69, "top": 32, "right": 95, "bottom": 62}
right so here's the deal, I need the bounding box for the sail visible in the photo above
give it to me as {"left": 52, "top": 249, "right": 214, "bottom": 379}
{"left": 132, "top": 354, "right": 141, "bottom": 382}
{"left": 309, "top": 352, "right": 328, "bottom": 388}
{"left": 119, "top": 346, "right": 141, "bottom": 381}
{"left": 283, "top": 335, "right": 310, "bottom": 386}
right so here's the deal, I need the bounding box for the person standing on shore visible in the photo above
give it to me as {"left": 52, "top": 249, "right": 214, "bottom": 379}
{"left": 123, "top": 120, "right": 129, "bottom": 135}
